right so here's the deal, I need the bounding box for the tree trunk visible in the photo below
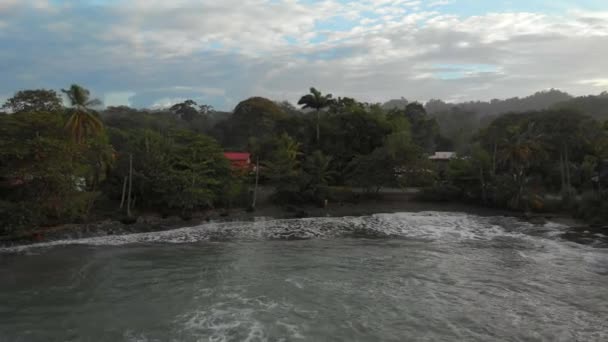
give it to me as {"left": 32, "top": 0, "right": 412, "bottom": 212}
{"left": 513, "top": 168, "right": 525, "bottom": 210}
{"left": 119, "top": 176, "right": 127, "bottom": 209}
{"left": 598, "top": 170, "right": 603, "bottom": 199}
{"left": 559, "top": 149, "right": 566, "bottom": 196}
{"left": 565, "top": 146, "right": 572, "bottom": 197}
{"left": 252, "top": 157, "right": 260, "bottom": 209}
{"left": 479, "top": 165, "right": 487, "bottom": 204}
{"left": 127, "top": 154, "right": 133, "bottom": 217}
{"left": 492, "top": 142, "right": 497, "bottom": 176}
{"left": 316, "top": 109, "right": 320, "bottom": 144}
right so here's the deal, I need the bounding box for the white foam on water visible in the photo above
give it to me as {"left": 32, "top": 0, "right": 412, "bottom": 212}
{"left": 285, "top": 277, "right": 305, "bottom": 289}
{"left": 0, "top": 211, "right": 583, "bottom": 254}
{"left": 276, "top": 321, "right": 305, "bottom": 340}
{"left": 177, "top": 291, "right": 297, "bottom": 342}
{"left": 123, "top": 330, "right": 158, "bottom": 342}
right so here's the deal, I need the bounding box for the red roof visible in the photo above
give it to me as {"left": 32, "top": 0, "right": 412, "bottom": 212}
{"left": 224, "top": 152, "right": 252, "bottom": 171}
{"left": 224, "top": 152, "right": 251, "bottom": 161}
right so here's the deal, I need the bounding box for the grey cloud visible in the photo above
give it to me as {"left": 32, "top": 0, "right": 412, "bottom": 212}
{"left": 1, "top": 1, "right": 607, "bottom": 110}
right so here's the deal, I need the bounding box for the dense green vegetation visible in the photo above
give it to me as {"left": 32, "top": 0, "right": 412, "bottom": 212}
{"left": 1, "top": 86, "right": 607, "bottom": 235}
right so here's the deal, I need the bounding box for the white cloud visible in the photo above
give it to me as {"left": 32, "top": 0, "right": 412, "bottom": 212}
{"left": 577, "top": 79, "right": 608, "bottom": 87}
{"left": 1, "top": 1, "right": 608, "bottom": 108}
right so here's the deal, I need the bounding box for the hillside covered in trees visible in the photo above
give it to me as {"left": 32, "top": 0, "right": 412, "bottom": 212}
{"left": 1, "top": 86, "right": 607, "bottom": 236}
{"left": 387, "top": 90, "right": 608, "bottom": 154}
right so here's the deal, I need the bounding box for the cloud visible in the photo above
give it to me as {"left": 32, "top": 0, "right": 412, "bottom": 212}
{"left": 577, "top": 79, "right": 608, "bottom": 88}
{"left": 0, "top": 0, "right": 607, "bottom": 109}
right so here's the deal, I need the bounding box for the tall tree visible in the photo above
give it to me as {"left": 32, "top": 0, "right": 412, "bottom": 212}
{"left": 497, "top": 122, "right": 545, "bottom": 209}
{"left": 170, "top": 99, "right": 202, "bottom": 122}
{"left": 1, "top": 89, "right": 63, "bottom": 113}
{"left": 539, "top": 110, "right": 591, "bottom": 198}
{"left": 263, "top": 134, "right": 302, "bottom": 198}
{"left": 298, "top": 87, "right": 334, "bottom": 144}
{"left": 219, "top": 97, "right": 287, "bottom": 150}
{"left": 61, "top": 84, "right": 104, "bottom": 143}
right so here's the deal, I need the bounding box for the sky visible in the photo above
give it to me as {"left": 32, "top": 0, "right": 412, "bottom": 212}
{"left": 1, "top": 0, "right": 607, "bottom": 110}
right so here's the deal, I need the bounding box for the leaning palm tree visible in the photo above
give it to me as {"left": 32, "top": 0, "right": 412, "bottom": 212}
{"left": 297, "top": 87, "right": 334, "bottom": 144}
{"left": 62, "top": 84, "right": 104, "bottom": 143}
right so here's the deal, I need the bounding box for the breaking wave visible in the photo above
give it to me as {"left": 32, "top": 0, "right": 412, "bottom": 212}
{"left": 0, "top": 211, "right": 584, "bottom": 254}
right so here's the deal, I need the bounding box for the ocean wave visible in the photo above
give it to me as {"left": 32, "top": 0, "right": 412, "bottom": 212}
{"left": 0, "top": 212, "right": 572, "bottom": 253}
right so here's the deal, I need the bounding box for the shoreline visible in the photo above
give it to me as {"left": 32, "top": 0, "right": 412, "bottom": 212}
{"left": 0, "top": 197, "right": 591, "bottom": 248}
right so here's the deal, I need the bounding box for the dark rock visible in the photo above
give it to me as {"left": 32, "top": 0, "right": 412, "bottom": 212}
{"left": 121, "top": 216, "right": 137, "bottom": 225}
{"left": 294, "top": 210, "right": 309, "bottom": 218}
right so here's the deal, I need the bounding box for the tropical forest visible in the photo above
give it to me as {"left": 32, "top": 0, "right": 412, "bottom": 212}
{"left": 1, "top": 86, "right": 607, "bottom": 238}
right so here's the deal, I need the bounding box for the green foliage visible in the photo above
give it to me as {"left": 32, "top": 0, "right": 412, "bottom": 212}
{"left": 346, "top": 147, "right": 396, "bottom": 192}
{"left": 298, "top": 87, "right": 335, "bottom": 143}
{"left": 0, "top": 200, "right": 42, "bottom": 235}
{"left": 304, "top": 151, "right": 336, "bottom": 187}
{"left": 263, "top": 133, "right": 303, "bottom": 202}
{"left": 417, "top": 184, "right": 462, "bottom": 202}
{"left": 170, "top": 99, "right": 212, "bottom": 124}
{"left": 3, "top": 85, "right": 608, "bottom": 234}
{"left": 320, "top": 106, "right": 391, "bottom": 174}
{"left": 553, "top": 93, "right": 608, "bottom": 122}
{"left": 216, "top": 97, "right": 287, "bottom": 149}
{"left": 62, "top": 84, "right": 104, "bottom": 143}
{"left": 297, "top": 87, "right": 335, "bottom": 112}
{"left": 301, "top": 150, "right": 338, "bottom": 203}
{"left": 0, "top": 111, "right": 102, "bottom": 231}
{"left": 388, "top": 103, "right": 443, "bottom": 153}
{"left": 108, "top": 129, "right": 230, "bottom": 214}
{"left": 432, "top": 108, "right": 479, "bottom": 154}
{"left": 2, "top": 89, "right": 63, "bottom": 113}
{"left": 574, "top": 191, "right": 608, "bottom": 224}
{"left": 219, "top": 175, "right": 250, "bottom": 209}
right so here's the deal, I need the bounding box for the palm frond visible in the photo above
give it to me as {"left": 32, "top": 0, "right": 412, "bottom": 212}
{"left": 86, "top": 98, "right": 103, "bottom": 107}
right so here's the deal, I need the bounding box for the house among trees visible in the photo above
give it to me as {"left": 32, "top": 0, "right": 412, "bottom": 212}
{"left": 224, "top": 152, "right": 252, "bottom": 171}
{"left": 429, "top": 151, "right": 457, "bottom": 179}
{"left": 429, "top": 151, "right": 456, "bottom": 162}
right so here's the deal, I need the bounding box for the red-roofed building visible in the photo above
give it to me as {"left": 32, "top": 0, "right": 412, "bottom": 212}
{"left": 224, "top": 152, "right": 252, "bottom": 171}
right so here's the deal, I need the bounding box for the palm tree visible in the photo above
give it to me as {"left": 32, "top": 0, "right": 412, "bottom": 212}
{"left": 62, "top": 84, "right": 104, "bottom": 143}
{"left": 263, "top": 134, "right": 301, "bottom": 190}
{"left": 298, "top": 87, "right": 334, "bottom": 144}
{"left": 281, "top": 133, "right": 301, "bottom": 161}
{"left": 305, "top": 150, "right": 337, "bottom": 189}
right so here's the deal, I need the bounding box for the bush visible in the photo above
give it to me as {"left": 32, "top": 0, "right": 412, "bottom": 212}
{"left": 575, "top": 191, "right": 608, "bottom": 225}
{"left": 328, "top": 186, "right": 358, "bottom": 203}
{"left": 416, "top": 184, "right": 461, "bottom": 202}
{"left": 0, "top": 201, "right": 43, "bottom": 235}
{"left": 218, "top": 177, "right": 251, "bottom": 208}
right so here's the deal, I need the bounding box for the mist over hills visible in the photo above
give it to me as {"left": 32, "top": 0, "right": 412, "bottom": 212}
{"left": 382, "top": 89, "right": 608, "bottom": 121}
{"left": 379, "top": 89, "right": 608, "bottom": 154}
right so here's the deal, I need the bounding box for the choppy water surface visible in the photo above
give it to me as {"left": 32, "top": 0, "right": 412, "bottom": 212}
{"left": 1, "top": 212, "right": 607, "bottom": 341}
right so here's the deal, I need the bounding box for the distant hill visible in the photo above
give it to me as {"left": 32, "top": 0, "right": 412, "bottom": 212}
{"left": 423, "top": 89, "right": 574, "bottom": 116}
{"left": 552, "top": 92, "right": 608, "bottom": 121}
{"left": 381, "top": 89, "right": 607, "bottom": 154}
